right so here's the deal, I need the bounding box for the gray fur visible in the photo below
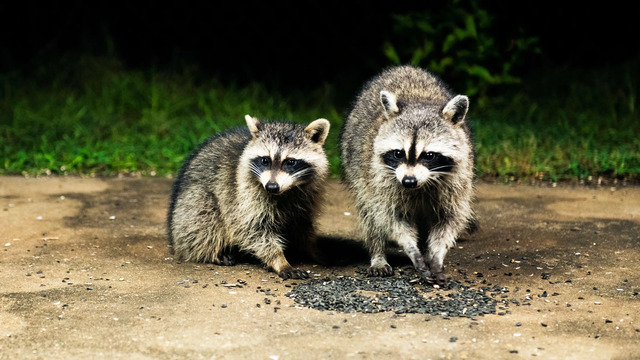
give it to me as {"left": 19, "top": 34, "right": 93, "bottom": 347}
{"left": 168, "top": 115, "right": 330, "bottom": 279}
{"left": 340, "top": 65, "right": 476, "bottom": 285}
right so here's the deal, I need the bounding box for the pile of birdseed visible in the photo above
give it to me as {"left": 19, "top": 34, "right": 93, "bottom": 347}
{"left": 285, "top": 274, "right": 502, "bottom": 317}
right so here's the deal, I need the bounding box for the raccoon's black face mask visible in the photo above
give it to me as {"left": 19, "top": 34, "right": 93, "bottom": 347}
{"left": 243, "top": 115, "right": 330, "bottom": 195}
{"left": 250, "top": 155, "right": 314, "bottom": 194}
{"left": 376, "top": 103, "right": 459, "bottom": 189}
{"left": 382, "top": 147, "right": 455, "bottom": 189}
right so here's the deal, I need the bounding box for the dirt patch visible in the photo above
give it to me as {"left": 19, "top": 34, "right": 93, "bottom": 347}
{"left": 1, "top": 177, "right": 639, "bottom": 359}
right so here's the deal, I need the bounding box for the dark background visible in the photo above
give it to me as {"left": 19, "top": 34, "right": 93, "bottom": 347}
{"left": 1, "top": 1, "right": 639, "bottom": 95}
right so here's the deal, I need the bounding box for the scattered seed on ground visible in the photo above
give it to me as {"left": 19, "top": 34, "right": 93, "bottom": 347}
{"left": 285, "top": 274, "right": 505, "bottom": 317}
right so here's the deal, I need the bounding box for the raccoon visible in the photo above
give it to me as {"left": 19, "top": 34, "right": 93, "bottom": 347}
{"left": 340, "top": 65, "right": 476, "bottom": 285}
{"left": 168, "top": 115, "right": 330, "bottom": 279}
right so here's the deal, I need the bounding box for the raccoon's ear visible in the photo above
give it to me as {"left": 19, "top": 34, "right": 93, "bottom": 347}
{"left": 442, "top": 95, "right": 469, "bottom": 125}
{"left": 380, "top": 90, "right": 399, "bottom": 120}
{"left": 304, "top": 118, "right": 330, "bottom": 145}
{"left": 245, "top": 114, "right": 261, "bottom": 139}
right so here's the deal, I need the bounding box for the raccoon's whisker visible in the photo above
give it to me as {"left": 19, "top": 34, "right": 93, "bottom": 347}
{"left": 426, "top": 175, "right": 448, "bottom": 189}
{"left": 249, "top": 164, "right": 262, "bottom": 177}
{"left": 429, "top": 171, "right": 452, "bottom": 178}
{"left": 293, "top": 168, "right": 314, "bottom": 179}
{"left": 425, "top": 176, "right": 440, "bottom": 188}
{"left": 429, "top": 165, "right": 454, "bottom": 172}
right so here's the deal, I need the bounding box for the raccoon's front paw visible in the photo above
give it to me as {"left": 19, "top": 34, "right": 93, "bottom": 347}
{"left": 213, "top": 254, "right": 236, "bottom": 266}
{"left": 368, "top": 264, "right": 393, "bottom": 277}
{"left": 416, "top": 267, "right": 432, "bottom": 282}
{"left": 278, "top": 268, "right": 309, "bottom": 280}
{"left": 433, "top": 272, "right": 447, "bottom": 286}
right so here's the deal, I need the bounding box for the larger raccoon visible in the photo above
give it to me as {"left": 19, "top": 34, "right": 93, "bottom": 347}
{"left": 340, "top": 65, "right": 476, "bottom": 285}
{"left": 168, "top": 115, "right": 330, "bottom": 279}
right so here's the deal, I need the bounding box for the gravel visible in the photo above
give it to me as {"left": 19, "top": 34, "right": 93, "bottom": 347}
{"left": 286, "top": 273, "right": 505, "bottom": 317}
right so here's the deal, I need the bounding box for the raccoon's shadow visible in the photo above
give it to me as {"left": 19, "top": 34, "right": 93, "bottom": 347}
{"left": 218, "top": 236, "right": 370, "bottom": 268}
{"left": 304, "top": 236, "right": 412, "bottom": 268}
{"left": 309, "top": 235, "right": 369, "bottom": 266}
{"left": 231, "top": 236, "right": 412, "bottom": 269}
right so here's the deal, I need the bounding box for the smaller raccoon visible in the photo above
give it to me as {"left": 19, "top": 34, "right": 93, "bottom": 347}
{"left": 340, "top": 65, "right": 476, "bottom": 285}
{"left": 167, "top": 115, "right": 330, "bottom": 279}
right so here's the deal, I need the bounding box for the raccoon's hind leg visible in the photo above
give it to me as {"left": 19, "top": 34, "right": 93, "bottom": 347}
{"left": 169, "top": 189, "right": 231, "bottom": 264}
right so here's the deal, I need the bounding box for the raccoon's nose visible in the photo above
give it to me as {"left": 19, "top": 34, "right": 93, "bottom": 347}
{"left": 265, "top": 182, "right": 280, "bottom": 194}
{"left": 402, "top": 176, "right": 418, "bottom": 188}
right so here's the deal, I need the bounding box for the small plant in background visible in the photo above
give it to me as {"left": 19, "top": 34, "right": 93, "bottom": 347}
{"left": 383, "top": 0, "right": 540, "bottom": 102}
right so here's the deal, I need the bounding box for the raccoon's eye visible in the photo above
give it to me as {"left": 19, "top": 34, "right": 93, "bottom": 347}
{"left": 393, "top": 150, "right": 405, "bottom": 159}
{"left": 285, "top": 159, "right": 297, "bottom": 167}
{"left": 260, "top": 157, "right": 271, "bottom": 166}
{"left": 421, "top": 152, "right": 436, "bottom": 161}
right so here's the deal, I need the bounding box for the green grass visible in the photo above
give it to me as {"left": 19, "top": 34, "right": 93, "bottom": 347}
{"left": 1, "top": 57, "right": 343, "bottom": 177}
{"left": 1, "top": 56, "right": 638, "bottom": 182}
{"left": 473, "top": 64, "right": 639, "bottom": 181}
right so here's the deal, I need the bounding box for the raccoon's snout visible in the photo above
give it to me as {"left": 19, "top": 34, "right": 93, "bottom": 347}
{"left": 402, "top": 176, "right": 418, "bottom": 189}
{"left": 265, "top": 182, "right": 280, "bottom": 194}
